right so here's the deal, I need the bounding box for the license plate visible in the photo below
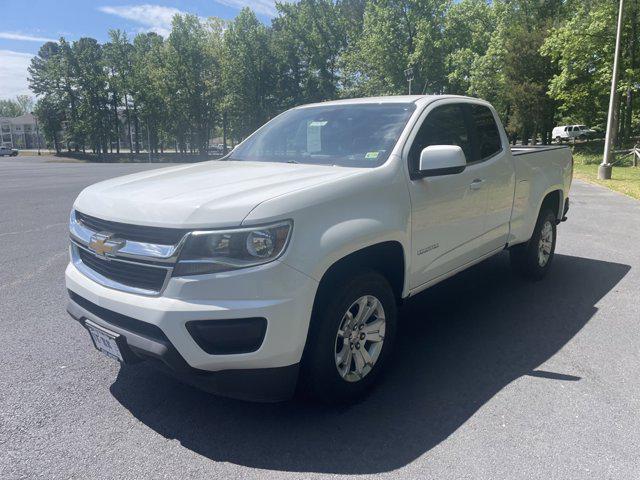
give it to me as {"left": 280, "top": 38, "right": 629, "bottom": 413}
{"left": 86, "top": 321, "right": 123, "bottom": 362}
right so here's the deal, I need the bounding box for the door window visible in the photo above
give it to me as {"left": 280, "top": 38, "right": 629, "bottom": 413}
{"left": 470, "top": 104, "right": 502, "bottom": 160}
{"left": 408, "top": 104, "right": 473, "bottom": 173}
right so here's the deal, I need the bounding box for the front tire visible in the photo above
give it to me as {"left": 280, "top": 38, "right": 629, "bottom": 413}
{"left": 510, "top": 209, "right": 557, "bottom": 281}
{"left": 301, "top": 271, "right": 397, "bottom": 403}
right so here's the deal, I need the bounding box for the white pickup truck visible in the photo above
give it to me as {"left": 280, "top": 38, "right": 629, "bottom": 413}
{"left": 66, "top": 95, "right": 572, "bottom": 402}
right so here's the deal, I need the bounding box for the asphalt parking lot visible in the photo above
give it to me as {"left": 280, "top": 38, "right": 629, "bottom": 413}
{"left": 1, "top": 155, "right": 639, "bottom": 479}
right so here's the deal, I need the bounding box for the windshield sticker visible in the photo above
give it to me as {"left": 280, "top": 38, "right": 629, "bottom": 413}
{"left": 365, "top": 151, "right": 380, "bottom": 159}
{"left": 307, "top": 122, "right": 323, "bottom": 153}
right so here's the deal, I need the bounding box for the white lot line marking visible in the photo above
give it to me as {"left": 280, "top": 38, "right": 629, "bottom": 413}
{"left": 0, "top": 222, "right": 67, "bottom": 238}
{"left": 0, "top": 250, "right": 67, "bottom": 293}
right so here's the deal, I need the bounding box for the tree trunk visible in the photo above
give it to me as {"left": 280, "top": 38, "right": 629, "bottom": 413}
{"left": 223, "top": 110, "right": 228, "bottom": 155}
{"left": 111, "top": 91, "right": 120, "bottom": 154}
{"left": 624, "top": 0, "right": 637, "bottom": 145}
{"left": 124, "top": 93, "right": 133, "bottom": 154}
{"left": 133, "top": 102, "right": 140, "bottom": 153}
{"left": 615, "top": 93, "right": 623, "bottom": 148}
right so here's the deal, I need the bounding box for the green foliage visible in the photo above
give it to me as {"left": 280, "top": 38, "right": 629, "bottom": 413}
{"left": 26, "top": 0, "right": 640, "bottom": 153}
{"left": 221, "top": 8, "right": 274, "bottom": 140}
{"left": 444, "top": 0, "right": 497, "bottom": 94}
{"left": 34, "top": 96, "right": 64, "bottom": 152}
{"left": 0, "top": 99, "right": 24, "bottom": 117}
{"left": 341, "top": 0, "right": 450, "bottom": 96}
{"left": 542, "top": 0, "right": 618, "bottom": 127}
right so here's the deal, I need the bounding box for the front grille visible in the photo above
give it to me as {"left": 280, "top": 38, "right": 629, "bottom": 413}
{"left": 78, "top": 248, "right": 168, "bottom": 292}
{"left": 76, "top": 211, "right": 188, "bottom": 245}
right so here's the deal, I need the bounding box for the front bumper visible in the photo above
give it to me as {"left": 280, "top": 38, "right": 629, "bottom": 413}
{"left": 67, "top": 294, "right": 299, "bottom": 401}
{"left": 65, "top": 258, "right": 318, "bottom": 401}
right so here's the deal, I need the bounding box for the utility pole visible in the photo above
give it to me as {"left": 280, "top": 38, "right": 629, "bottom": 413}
{"left": 600, "top": 0, "right": 626, "bottom": 179}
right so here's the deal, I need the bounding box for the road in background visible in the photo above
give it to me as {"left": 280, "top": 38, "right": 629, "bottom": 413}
{"left": 1, "top": 156, "right": 639, "bottom": 479}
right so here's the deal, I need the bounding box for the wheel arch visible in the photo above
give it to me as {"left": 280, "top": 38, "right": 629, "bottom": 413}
{"left": 312, "top": 241, "right": 406, "bottom": 313}
{"left": 539, "top": 188, "right": 563, "bottom": 221}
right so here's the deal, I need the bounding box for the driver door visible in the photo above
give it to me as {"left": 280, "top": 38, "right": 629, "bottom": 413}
{"left": 406, "top": 102, "right": 490, "bottom": 290}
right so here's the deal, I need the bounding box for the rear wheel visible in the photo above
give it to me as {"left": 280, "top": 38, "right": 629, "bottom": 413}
{"left": 555, "top": 136, "right": 562, "bottom": 143}
{"left": 510, "top": 209, "right": 557, "bottom": 281}
{"left": 301, "top": 271, "right": 397, "bottom": 403}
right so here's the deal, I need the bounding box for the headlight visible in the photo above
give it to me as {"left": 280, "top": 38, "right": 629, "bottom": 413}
{"left": 173, "top": 221, "right": 292, "bottom": 276}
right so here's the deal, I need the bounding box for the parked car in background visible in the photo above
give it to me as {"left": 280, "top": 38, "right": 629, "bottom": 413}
{"left": 0, "top": 145, "right": 18, "bottom": 156}
{"left": 552, "top": 125, "right": 594, "bottom": 142}
{"left": 66, "top": 95, "right": 573, "bottom": 403}
{"left": 207, "top": 144, "right": 227, "bottom": 155}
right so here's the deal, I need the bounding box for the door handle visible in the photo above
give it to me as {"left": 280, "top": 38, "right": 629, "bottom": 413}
{"left": 469, "top": 179, "right": 485, "bottom": 190}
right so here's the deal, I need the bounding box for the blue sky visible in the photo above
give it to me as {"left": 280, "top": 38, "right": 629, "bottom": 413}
{"left": 0, "top": 0, "right": 283, "bottom": 100}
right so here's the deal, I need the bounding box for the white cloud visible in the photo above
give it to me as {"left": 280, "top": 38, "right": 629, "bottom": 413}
{"left": 0, "top": 32, "right": 56, "bottom": 43}
{"left": 0, "top": 50, "right": 34, "bottom": 100}
{"left": 98, "top": 4, "right": 187, "bottom": 37}
{"left": 215, "top": 0, "right": 283, "bottom": 17}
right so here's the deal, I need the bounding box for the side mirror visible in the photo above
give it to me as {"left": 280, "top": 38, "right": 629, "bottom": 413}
{"left": 417, "top": 145, "right": 467, "bottom": 177}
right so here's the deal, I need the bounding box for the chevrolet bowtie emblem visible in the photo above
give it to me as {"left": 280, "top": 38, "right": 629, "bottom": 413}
{"left": 88, "top": 232, "right": 124, "bottom": 257}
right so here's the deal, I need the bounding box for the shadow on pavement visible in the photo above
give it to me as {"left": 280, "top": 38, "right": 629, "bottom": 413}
{"left": 110, "top": 253, "right": 629, "bottom": 474}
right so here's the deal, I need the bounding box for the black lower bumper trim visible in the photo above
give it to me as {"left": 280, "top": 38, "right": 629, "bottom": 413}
{"left": 560, "top": 197, "right": 570, "bottom": 222}
{"left": 67, "top": 292, "right": 299, "bottom": 402}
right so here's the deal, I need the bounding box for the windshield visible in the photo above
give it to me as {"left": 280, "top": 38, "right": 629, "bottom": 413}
{"left": 228, "top": 103, "right": 416, "bottom": 167}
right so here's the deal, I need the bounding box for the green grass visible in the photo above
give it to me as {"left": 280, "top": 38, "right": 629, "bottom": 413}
{"left": 573, "top": 151, "right": 640, "bottom": 200}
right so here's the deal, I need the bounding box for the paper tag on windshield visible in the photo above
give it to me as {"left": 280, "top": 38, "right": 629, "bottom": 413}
{"left": 365, "top": 151, "right": 380, "bottom": 159}
{"left": 309, "top": 121, "right": 328, "bottom": 127}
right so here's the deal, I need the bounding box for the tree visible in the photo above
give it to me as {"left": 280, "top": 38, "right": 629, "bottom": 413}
{"left": 23, "top": 0, "right": 639, "bottom": 157}
{"left": 0, "top": 99, "right": 22, "bottom": 117}
{"left": 34, "top": 97, "right": 63, "bottom": 153}
{"left": 543, "top": 0, "right": 640, "bottom": 144}
{"left": 0, "top": 96, "right": 34, "bottom": 116}
{"left": 104, "top": 30, "right": 136, "bottom": 153}
{"left": 469, "top": 0, "right": 561, "bottom": 143}
{"left": 271, "top": 0, "right": 349, "bottom": 108}
{"left": 71, "top": 37, "right": 110, "bottom": 153}
{"left": 131, "top": 32, "right": 168, "bottom": 154}
{"left": 163, "top": 14, "right": 220, "bottom": 154}
{"left": 221, "top": 8, "right": 275, "bottom": 141}
{"left": 443, "top": 0, "right": 497, "bottom": 95}
{"left": 341, "top": 0, "right": 450, "bottom": 96}
{"left": 28, "top": 41, "right": 72, "bottom": 150}
{"left": 15, "top": 95, "right": 34, "bottom": 114}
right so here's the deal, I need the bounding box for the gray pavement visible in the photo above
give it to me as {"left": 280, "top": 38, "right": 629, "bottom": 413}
{"left": 1, "top": 155, "right": 639, "bottom": 479}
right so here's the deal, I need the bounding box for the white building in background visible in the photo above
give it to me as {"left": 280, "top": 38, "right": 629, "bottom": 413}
{"left": 0, "top": 113, "right": 43, "bottom": 149}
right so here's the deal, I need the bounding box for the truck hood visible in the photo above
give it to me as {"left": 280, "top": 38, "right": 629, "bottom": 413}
{"left": 74, "top": 160, "right": 361, "bottom": 229}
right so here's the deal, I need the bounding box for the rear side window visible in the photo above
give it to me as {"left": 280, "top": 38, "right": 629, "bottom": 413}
{"left": 470, "top": 104, "right": 502, "bottom": 160}
{"left": 408, "top": 104, "right": 473, "bottom": 172}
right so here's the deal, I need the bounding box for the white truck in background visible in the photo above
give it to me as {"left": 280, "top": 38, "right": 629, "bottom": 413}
{"left": 553, "top": 124, "right": 594, "bottom": 142}
{"left": 66, "top": 95, "right": 572, "bottom": 402}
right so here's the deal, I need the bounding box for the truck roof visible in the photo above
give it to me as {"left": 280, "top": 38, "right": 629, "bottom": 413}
{"left": 297, "top": 94, "right": 484, "bottom": 109}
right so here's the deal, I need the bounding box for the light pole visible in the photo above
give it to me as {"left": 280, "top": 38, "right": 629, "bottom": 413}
{"left": 31, "top": 111, "right": 41, "bottom": 156}
{"left": 404, "top": 68, "right": 414, "bottom": 95}
{"left": 599, "top": 0, "right": 626, "bottom": 180}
